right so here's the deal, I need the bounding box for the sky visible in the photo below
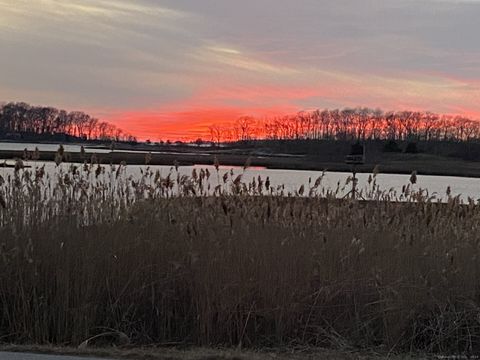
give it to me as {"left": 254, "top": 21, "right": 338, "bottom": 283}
{"left": 0, "top": 0, "right": 479, "bottom": 140}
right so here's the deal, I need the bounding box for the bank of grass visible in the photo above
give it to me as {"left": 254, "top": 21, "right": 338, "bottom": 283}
{"left": 0, "top": 160, "right": 480, "bottom": 356}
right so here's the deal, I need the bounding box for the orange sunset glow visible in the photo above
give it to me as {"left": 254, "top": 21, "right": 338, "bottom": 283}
{"left": 104, "top": 107, "right": 297, "bottom": 141}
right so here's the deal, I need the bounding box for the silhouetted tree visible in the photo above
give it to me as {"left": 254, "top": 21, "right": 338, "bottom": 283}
{"left": 208, "top": 107, "right": 480, "bottom": 144}
{"left": 0, "top": 102, "right": 136, "bottom": 142}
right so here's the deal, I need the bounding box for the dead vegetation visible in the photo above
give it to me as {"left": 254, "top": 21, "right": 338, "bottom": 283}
{"left": 0, "top": 153, "right": 479, "bottom": 356}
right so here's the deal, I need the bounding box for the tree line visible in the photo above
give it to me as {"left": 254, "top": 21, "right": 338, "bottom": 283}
{"left": 209, "top": 108, "right": 480, "bottom": 143}
{"left": 3, "top": 102, "right": 478, "bottom": 145}
{"left": 0, "top": 102, "right": 136, "bottom": 142}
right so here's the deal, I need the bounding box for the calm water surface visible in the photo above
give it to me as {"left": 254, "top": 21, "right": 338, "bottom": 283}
{"left": 0, "top": 161, "right": 478, "bottom": 201}
{"left": 0, "top": 142, "right": 207, "bottom": 156}
{"left": 0, "top": 142, "right": 479, "bottom": 201}
{"left": 0, "top": 141, "right": 112, "bottom": 153}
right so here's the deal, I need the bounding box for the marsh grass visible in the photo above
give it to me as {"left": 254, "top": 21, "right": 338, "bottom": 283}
{"left": 0, "top": 157, "right": 479, "bottom": 355}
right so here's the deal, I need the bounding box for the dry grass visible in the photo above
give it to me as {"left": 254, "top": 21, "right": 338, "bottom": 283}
{"left": 0, "top": 156, "right": 480, "bottom": 356}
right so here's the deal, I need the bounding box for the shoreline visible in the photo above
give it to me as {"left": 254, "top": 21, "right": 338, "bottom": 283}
{"left": 1, "top": 149, "right": 480, "bottom": 179}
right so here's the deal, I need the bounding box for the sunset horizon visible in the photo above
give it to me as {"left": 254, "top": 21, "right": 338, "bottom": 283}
{"left": 1, "top": 0, "right": 479, "bottom": 141}
{"left": 101, "top": 105, "right": 480, "bottom": 142}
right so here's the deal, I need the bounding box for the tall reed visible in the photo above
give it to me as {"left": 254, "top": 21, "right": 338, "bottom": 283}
{"left": 0, "top": 159, "right": 479, "bottom": 354}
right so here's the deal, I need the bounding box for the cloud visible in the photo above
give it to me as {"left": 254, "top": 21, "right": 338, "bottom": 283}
{"left": 193, "top": 44, "right": 300, "bottom": 75}
{"left": 0, "top": 0, "right": 189, "bottom": 24}
{"left": 0, "top": 0, "right": 194, "bottom": 45}
{"left": 0, "top": 0, "right": 199, "bottom": 108}
{"left": 421, "top": 0, "right": 480, "bottom": 3}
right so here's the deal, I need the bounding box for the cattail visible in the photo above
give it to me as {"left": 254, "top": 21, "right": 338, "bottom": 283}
{"left": 154, "top": 170, "right": 160, "bottom": 183}
{"left": 14, "top": 158, "right": 24, "bottom": 172}
{"left": 298, "top": 185, "right": 305, "bottom": 196}
{"left": 410, "top": 171, "right": 417, "bottom": 185}
{"left": 54, "top": 153, "right": 62, "bottom": 166}
{"left": 116, "top": 164, "right": 124, "bottom": 179}
{"left": 33, "top": 147, "right": 40, "bottom": 161}
{"left": 233, "top": 174, "right": 242, "bottom": 185}
{"left": 165, "top": 174, "right": 173, "bottom": 188}
{"left": 145, "top": 152, "right": 152, "bottom": 165}
{"left": 35, "top": 166, "right": 45, "bottom": 181}
{"left": 257, "top": 176, "right": 263, "bottom": 191}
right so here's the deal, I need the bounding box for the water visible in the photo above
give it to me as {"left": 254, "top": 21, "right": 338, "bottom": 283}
{"left": 0, "top": 141, "right": 110, "bottom": 153}
{"left": 0, "top": 159, "right": 478, "bottom": 201}
{"left": 0, "top": 141, "right": 209, "bottom": 156}
{"left": 191, "top": 165, "right": 477, "bottom": 201}
{"left": 0, "top": 142, "right": 479, "bottom": 201}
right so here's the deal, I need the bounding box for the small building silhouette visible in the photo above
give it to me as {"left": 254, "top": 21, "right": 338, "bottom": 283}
{"left": 345, "top": 142, "right": 365, "bottom": 165}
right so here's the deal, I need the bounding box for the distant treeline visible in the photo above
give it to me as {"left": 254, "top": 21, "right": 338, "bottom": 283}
{"left": 209, "top": 108, "right": 480, "bottom": 143}
{"left": 0, "top": 102, "right": 136, "bottom": 142}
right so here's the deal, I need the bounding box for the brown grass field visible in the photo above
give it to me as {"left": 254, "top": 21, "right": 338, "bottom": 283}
{"left": 0, "top": 158, "right": 480, "bottom": 357}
